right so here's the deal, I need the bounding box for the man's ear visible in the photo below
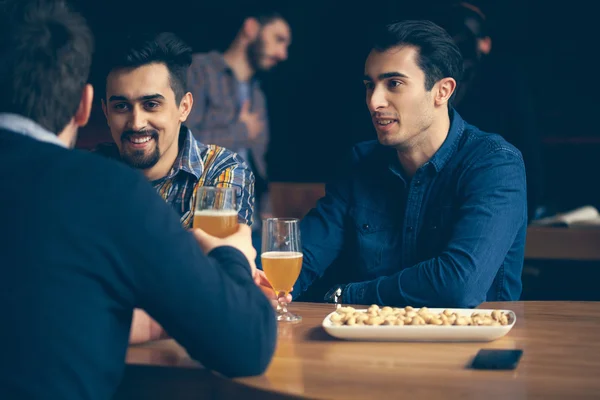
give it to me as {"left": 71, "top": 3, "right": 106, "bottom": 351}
{"left": 178, "top": 92, "right": 193, "bottom": 122}
{"left": 434, "top": 77, "right": 456, "bottom": 107}
{"left": 479, "top": 36, "right": 492, "bottom": 55}
{"left": 74, "top": 83, "right": 94, "bottom": 127}
{"left": 242, "top": 17, "right": 261, "bottom": 41}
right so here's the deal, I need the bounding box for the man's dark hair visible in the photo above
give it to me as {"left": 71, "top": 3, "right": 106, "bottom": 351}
{"left": 0, "top": 0, "right": 94, "bottom": 134}
{"left": 249, "top": 9, "right": 286, "bottom": 26}
{"left": 104, "top": 32, "right": 192, "bottom": 103}
{"left": 237, "top": 3, "right": 288, "bottom": 27}
{"left": 370, "top": 20, "right": 463, "bottom": 103}
{"left": 448, "top": 2, "right": 488, "bottom": 39}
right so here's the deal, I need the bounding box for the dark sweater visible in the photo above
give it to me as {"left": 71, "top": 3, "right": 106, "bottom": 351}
{"left": 0, "top": 130, "right": 276, "bottom": 400}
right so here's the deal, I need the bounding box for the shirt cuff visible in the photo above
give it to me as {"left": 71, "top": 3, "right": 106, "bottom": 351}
{"left": 344, "top": 280, "right": 378, "bottom": 304}
{"left": 377, "top": 271, "right": 409, "bottom": 306}
{"left": 345, "top": 273, "right": 408, "bottom": 306}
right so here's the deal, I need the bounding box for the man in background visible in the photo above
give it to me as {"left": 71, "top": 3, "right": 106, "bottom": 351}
{"left": 186, "top": 8, "right": 292, "bottom": 247}
{"left": 434, "top": 2, "right": 545, "bottom": 221}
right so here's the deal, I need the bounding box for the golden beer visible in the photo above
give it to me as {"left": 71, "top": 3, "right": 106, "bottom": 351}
{"left": 261, "top": 251, "right": 303, "bottom": 294}
{"left": 192, "top": 210, "right": 238, "bottom": 238}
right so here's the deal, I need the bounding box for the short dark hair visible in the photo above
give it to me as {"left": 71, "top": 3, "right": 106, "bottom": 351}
{"left": 433, "top": 3, "right": 488, "bottom": 42}
{"left": 370, "top": 20, "right": 463, "bottom": 103}
{"left": 237, "top": 3, "right": 288, "bottom": 27}
{"left": 104, "top": 32, "right": 192, "bottom": 103}
{"left": 452, "top": 3, "right": 488, "bottom": 39}
{"left": 250, "top": 10, "right": 286, "bottom": 26}
{"left": 0, "top": 0, "right": 94, "bottom": 134}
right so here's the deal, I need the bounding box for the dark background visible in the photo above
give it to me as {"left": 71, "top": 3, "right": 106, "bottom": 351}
{"left": 75, "top": 0, "right": 597, "bottom": 213}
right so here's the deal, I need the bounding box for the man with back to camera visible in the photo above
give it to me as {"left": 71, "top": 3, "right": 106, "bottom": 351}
{"left": 0, "top": 2, "right": 277, "bottom": 399}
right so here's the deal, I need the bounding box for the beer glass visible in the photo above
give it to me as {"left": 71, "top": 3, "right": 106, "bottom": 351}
{"left": 261, "top": 218, "right": 303, "bottom": 323}
{"left": 193, "top": 187, "right": 238, "bottom": 238}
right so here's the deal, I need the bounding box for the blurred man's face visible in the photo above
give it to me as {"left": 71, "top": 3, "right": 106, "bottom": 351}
{"left": 247, "top": 18, "right": 291, "bottom": 72}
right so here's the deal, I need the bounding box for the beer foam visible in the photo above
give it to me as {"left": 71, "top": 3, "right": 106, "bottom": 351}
{"left": 261, "top": 251, "right": 303, "bottom": 259}
{"left": 194, "top": 209, "right": 238, "bottom": 216}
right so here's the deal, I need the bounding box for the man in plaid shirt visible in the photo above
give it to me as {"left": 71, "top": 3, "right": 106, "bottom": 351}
{"left": 96, "top": 32, "right": 255, "bottom": 228}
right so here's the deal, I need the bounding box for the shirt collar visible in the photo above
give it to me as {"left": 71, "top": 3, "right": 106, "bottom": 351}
{"left": 0, "top": 113, "right": 67, "bottom": 148}
{"left": 209, "top": 51, "right": 232, "bottom": 73}
{"left": 165, "top": 125, "right": 206, "bottom": 181}
{"left": 426, "top": 108, "right": 465, "bottom": 173}
{"left": 386, "top": 108, "right": 465, "bottom": 178}
{"left": 209, "top": 51, "right": 260, "bottom": 87}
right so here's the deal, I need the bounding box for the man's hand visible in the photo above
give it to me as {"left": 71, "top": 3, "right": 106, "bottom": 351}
{"left": 255, "top": 269, "right": 293, "bottom": 306}
{"left": 239, "top": 100, "right": 264, "bottom": 141}
{"left": 192, "top": 224, "right": 257, "bottom": 279}
{"left": 129, "top": 309, "right": 169, "bottom": 344}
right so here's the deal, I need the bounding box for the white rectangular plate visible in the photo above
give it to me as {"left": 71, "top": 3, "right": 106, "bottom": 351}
{"left": 322, "top": 308, "right": 516, "bottom": 342}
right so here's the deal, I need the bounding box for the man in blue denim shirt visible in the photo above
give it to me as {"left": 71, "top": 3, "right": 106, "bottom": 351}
{"left": 291, "top": 20, "right": 527, "bottom": 308}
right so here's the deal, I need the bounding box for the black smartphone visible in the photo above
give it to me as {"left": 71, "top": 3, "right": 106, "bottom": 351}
{"left": 470, "top": 349, "right": 523, "bottom": 370}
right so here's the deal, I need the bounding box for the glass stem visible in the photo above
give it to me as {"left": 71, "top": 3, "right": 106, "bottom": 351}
{"left": 278, "top": 301, "right": 288, "bottom": 314}
{"left": 277, "top": 292, "right": 288, "bottom": 313}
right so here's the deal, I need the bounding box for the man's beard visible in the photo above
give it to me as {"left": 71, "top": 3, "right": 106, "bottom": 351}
{"left": 119, "top": 130, "right": 160, "bottom": 170}
{"left": 246, "top": 35, "right": 268, "bottom": 72}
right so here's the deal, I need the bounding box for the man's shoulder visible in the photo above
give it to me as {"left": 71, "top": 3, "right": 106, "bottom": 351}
{"left": 190, "top": 51, "right": 224, "bottom": 69}
{"left": 202, "top": 143, "right": 250, "bottom": 167}
{"left": 62, "top": 150, "right": 166, "bottom": 223}
{"left": 69, "top": 147, "right": 147, "bottom": 187}
{"left": 0, "top": 131, "right": 126, "bottom": 174}
{"left": 92, "top": 142, "right": 121, "bottom": 160}
{"left": 3, "top": 135, "right": 149, "bottom": 198}
{"left": 460, "top": 122, "right": 523, "bottom": 161}
{"left": 187, "top": 133, "right": 250, "bottom": 171}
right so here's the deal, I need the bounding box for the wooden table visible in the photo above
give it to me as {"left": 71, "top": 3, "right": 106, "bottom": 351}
{"left": 526, "top": 226, "right": 600, "bottom": 261}
{"left": 121, "top": 301, "right": 600, "bottom": 399}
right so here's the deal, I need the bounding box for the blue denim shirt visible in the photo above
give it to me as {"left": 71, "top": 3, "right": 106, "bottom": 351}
{"left": 295, "top": 110, "right": 527, "bottom": 308}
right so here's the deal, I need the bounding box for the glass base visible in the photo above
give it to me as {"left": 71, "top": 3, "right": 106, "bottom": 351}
{"left": 275, "top": 300, "right": 301, "bottom": 323}
{"left": 276, "top": 311, "right": 302, "bottom": 323}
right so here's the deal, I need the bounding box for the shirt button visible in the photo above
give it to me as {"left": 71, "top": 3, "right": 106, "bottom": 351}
{"left": 407, "top": 226, "right": 414, "bottom": 232}
{"left": 362, "top": 224, "right": 370, "bottom": 230}
{"left": 415, "top": 180, "right": 421, "bottom": 186}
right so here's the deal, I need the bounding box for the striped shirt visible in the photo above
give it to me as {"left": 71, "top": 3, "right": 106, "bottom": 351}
{"left": 95, "top": 126, "right": 255, "bottom": 228}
